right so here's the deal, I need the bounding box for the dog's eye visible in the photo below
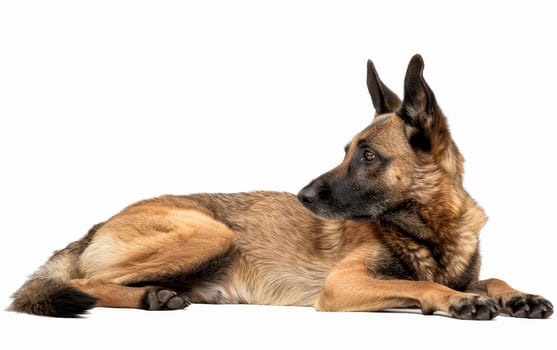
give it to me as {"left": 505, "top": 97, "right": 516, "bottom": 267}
{"left": 363, "top": 150, "right": 376, "bottom": 162}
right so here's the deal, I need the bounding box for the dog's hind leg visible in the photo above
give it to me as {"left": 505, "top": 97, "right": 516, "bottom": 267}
{"left": 466, "top": 278, "right": 553, "bottom": 319}
{"left": 68, "top": 279, "right": 192, "bottom": 310}
{"left": 72, "top": 207, "right": 236, "bottom": 311}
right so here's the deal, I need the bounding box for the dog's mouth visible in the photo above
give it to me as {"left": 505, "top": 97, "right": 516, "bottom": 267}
{"left": 303, "top": 205, "right": 374, "bottom": 222}
{"left": 350, "top": 215, "right": 373, "bottom": 222}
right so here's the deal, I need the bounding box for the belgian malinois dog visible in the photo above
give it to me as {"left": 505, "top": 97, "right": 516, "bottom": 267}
{"left": 10, "top": 55, "right": 552, "bottom": 320}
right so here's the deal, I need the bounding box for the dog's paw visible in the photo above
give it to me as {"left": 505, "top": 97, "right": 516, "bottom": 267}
{"left": 142, "top": 287, "right": 191, "bottom": 311}
{"left": 448, "top": 294, "right": 500, "bottom": 320}
{"left": 501, "top": 294, "right": 553, "bottom": 319}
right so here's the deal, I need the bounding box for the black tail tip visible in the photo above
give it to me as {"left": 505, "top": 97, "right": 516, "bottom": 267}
{"left": 46, "top": 285, "right": 98, "bottom": 317}
{"left": 10, "top": 280, "right": 98, "bottom": 318}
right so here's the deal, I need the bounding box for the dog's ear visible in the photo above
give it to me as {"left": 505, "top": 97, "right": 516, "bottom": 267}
{"left": 398, "top": 54, "right": 445, "bottom": 152}
{"left": 400, "top": 54, "right": 436, "bottom": 120}
{"left": 367, "top": 59, "right": 401, "bottom": 116}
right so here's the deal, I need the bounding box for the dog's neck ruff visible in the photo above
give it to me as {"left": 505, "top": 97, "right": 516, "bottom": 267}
{"left": 375, "top": 193, "right": 487, "bottom": 289}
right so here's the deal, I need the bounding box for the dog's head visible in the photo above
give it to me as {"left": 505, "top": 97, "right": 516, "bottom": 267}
{"left": 298, "top": 54, "right": 464, "bottom": 221}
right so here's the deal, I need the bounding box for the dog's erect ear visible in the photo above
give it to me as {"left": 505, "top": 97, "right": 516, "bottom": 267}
{"left": 367, "top": 59, "right": 401, "bottom": 116}
{"left": 398, "top": 54, "right": 444, "bottom": 152}
{"left": 400, "top": 54, "right": 436, "bottom": 119}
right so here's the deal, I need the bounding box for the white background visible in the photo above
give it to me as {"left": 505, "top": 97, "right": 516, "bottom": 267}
{"left": 0, "top": 0, "right": 555, "bottom": 348}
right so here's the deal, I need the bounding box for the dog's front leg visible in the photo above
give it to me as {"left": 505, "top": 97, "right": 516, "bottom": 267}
{"left": 466, "top": 278, "right": 553, "bottom": 318}
{"left": 317, "top": 262, "right": 499, "bottom": 320}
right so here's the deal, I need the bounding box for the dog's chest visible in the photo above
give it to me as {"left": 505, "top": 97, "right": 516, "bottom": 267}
{"left": 374, "top": 225, "right": 479, "bottom": 289}
{"left": 373, "top": 232, "right": 438, "bottom": 281}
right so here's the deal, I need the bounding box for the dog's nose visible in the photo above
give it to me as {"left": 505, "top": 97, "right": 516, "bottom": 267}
{"left": 298, "top": 187, "right": 317, "bottom": 205}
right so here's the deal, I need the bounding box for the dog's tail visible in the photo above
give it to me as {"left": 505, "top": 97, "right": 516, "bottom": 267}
{"left": 8, "top": 224, "right": 102, "bottom": 317}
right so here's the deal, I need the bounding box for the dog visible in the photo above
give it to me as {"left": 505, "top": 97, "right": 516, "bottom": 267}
{"left": 10, "top": 54, "right": 552, "bottom": 319}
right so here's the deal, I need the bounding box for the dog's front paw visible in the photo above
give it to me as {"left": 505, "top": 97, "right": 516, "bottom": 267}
{"left": 501, "top": 294, "right": 553, "bottom": 319}
{"left": 448, "top": 294, "right": 500, "bottom": 320}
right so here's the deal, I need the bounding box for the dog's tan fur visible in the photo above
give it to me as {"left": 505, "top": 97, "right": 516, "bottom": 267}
{"left": 10, "top": 55, "right": 552, "bottom": 319}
